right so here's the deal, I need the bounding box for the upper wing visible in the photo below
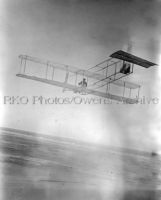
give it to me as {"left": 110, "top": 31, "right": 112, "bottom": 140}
{"left": 19, "top": 55, "right": 140, "bottom": 90}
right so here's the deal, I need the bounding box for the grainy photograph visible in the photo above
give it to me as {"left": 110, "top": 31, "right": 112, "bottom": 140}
{"left": 0, "top": 0, "right": 161, "bottom": 199}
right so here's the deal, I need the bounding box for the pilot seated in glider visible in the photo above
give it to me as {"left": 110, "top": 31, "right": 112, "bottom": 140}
{"left": 120, "top": 62, "right": 131, "bottom": 74}
{"left": 78, "top": 78, "right": 87, "bottom": 88}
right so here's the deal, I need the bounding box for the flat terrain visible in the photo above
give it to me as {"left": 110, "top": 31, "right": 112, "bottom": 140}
{"left": 0, "top": 127, "right": 160, "bottom": 200}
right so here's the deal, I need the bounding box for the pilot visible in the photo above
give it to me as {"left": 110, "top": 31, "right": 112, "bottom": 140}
{"left": 120, "top": 62, "right": 131, "bottom": 74}
{"left": 78, "top": 78, "right": 87, "bottom": 88}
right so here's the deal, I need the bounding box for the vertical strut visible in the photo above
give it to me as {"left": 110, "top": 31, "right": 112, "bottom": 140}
{"left": 137, "top": 86, "right": 141, "bottom": 99}
{"left": 52, "top": 66, "right": 55, "bottom": 80}
{"left": 109, "top": 83, "right": 111, "bottom": 91}
{"left": 86, "top": 76, "right": 88, "bottom": 87}
{"left": 131, "top": 63, "right": 134, "bottom": 73}
{"left": 114, "top": 62, "right": 117, "bottom": 80}
{"left": 46, "top": 62, "right": 49, "bottom": 79}
{"left": 129, "top": 88, "right": 132, "bottom": 98}
{"left": 19, "top": 57, "right": 23, "bottom": 73}
{"left": 105, "top": 61, "right": 109, "bottom": 93}
{"left": 106, "top": 84, "right": 108, "bottom": 94}
{"left": 23, "top": 57, "right": 27, "bottom": 74}
{"left": 75, "top": 73, "right": 77, "bottom": 87}
{"left": 64, "top": 66, "right": 69, "bottom": 83}
{"left": 123, "top": 82, "right": 126, "bottom": 97}
{"left": 63, "top": 66, "right": 69, "bottom": 92}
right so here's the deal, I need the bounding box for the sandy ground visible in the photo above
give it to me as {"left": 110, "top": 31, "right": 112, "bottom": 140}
{"left": 0, "top": 127, "right": 160, "bottom": 200}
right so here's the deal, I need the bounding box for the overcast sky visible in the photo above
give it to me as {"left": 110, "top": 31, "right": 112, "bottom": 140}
{"left": 0, "top": 0, "right": 161, "bottom": 152}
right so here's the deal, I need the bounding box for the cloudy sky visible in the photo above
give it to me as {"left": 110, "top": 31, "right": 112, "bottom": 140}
{"left": 0, "top": 0, "right": 161, "bottom": 152}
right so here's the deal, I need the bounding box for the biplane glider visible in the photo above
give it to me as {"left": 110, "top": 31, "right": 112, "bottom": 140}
{"left": 16, "top": 50, "right": 157, "bottom": 104}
